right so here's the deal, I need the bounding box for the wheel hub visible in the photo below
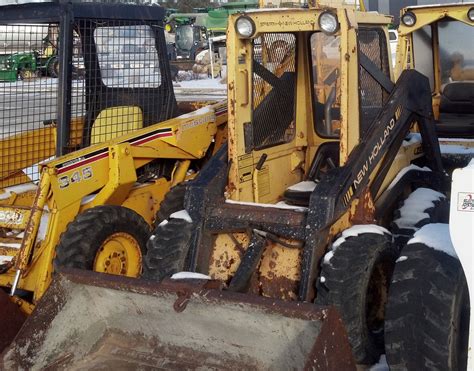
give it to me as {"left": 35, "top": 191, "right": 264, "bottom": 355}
{"left": 93, "top": 232, "right": 142, "bottom": 277}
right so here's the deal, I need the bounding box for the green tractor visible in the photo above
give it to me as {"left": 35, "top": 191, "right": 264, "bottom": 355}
{"left": 165, "top": 0, "right": 258, "bottom": 73}
{"left": 0, "top": 24, "right": 59, "bottom": 82}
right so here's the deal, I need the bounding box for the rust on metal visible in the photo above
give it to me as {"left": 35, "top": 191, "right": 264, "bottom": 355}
{"left": 209, "top": 232, "right": 249, "bottom": 282}
{"left": 350, "top": 186, "right": 376, "bottom": 225}
{"left": 258, "top": 240, "right": 302, "bottom": 300}
{"left": 2, "top": 269, "right": 356, "bottom": 370}
{"left": 14, "top": 172, "right": 50, "bottom": 273}
{"left": 206, "top": 203, "right": 306, "bottom": 240}
{"left": 304, "top": 308, "right": 356, "bottom": 370}
{"left": 173, "top": 289, "right": 192, "bottom": 312}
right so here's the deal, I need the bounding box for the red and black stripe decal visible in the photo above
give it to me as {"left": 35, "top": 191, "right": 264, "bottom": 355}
{"left": 56, "top": 128, "right": 173, "bottom": 174}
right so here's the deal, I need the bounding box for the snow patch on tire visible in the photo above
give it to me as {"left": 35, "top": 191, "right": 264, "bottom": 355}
{"left": 169, "top": 209, "right": 192, "bottom": 223}
{"left": 408, "top": 223, "right": 458, "bottom": 259}
{"left": 323, "top": 224, "right": 392, "bottom": 265}
{"left": 393, "top": 188, "right": 445, "bottom": 230}
{"left": 171, "top": 272, "right": 211, "bottom": 280}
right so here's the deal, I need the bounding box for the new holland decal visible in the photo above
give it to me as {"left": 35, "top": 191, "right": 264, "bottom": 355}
{"left": 343, "top": 105, "right": 403, "bottom": 207}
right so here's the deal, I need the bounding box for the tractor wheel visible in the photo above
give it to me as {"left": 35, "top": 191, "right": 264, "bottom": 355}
{"left": 391, "top": 187, "right": 448, "bottom": 247}
{"left": 47, "top": 57, "right": 59, "bottom": 78}
{"left": 142, "top": 218, "right": 193, "bottom": 281}
{"left": 315, "top": 231, "right": 398, "bottom": 364}
{"left": 155, "top": 183, "right": 186, "bottom": 225}
{"left": 385, "top": 241, "right": 469, "bottom": 370}
{"left": 54, "top": 205, "right": 150, "bottom": 277}
{"left": 18, "top": 68, "right": 35, "bottom": 80}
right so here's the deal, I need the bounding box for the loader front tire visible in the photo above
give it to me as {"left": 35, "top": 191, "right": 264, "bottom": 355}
{"left": 142, "top": 218, "right": 193, "bottom": 281}
{"left": 155, "top": 183, "right": 186, "bottom": 225}
{"left": 391, "top": 187, "right": 448, "bottom": 247}
{"left": 315, "top": 231, "right": 398, "bottom": 364}
{"left": 384, "top": 241, "right": 469, "bottom": 371}
{"left": 55, "top": 205, "right": 150, "bottom": 277}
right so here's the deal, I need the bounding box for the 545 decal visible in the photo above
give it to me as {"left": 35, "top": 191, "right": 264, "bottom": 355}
{"left": 59, "top": 166, "right": 93, "bottom": 189}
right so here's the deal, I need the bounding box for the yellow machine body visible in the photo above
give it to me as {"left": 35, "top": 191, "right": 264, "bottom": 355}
{"left": 0, "top": 101, "right": 227, "bottom": 309}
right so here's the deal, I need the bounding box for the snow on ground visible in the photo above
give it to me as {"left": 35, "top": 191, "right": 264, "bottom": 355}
{"left": 178, "top": 105, "right": 213, "bottom": 119}
{"left": 440, "top": 144, "right": 474, "bottom": 155}
{"left": 393, "top": 188, "right": 445, "bottom": 229}
{"left": 323, "top": 224, "right": 391, "bottom": 265}
{"left": 174, "top": 78, "right": 226, "bottom": 90}
{"left": 171, "top": 272, "right": 211, "bottom": 280}
{"left": 169, "top": 209, "right": 192, "bottom": 223}
{"left": 408, "top": 223, "right": 457, "bottom": 259}
{"left": 0, "top": 183, "right": 37, "bottom": 200}
{"left": 286, "top": 181, "right": 317, "bottom": 192}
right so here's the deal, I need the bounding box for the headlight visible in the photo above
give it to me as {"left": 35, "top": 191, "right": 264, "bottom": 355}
{"left": 318, "top": 11, "right": 339, "bottom": 34}
{"left": 468, "top": 7, "right": 474, "bottom": 22}
{"left": 235, "top": 16, "right": 255, "bottom": 38}
{"left": 401, "top": 12, "right": 416, "bottom": 27}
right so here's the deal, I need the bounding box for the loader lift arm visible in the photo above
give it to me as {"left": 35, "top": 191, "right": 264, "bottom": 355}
{"left": 300, "top": 69, "right": 445, "bottom": 300}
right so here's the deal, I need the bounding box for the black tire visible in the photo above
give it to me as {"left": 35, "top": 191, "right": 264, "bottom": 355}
{"left": 155, "top": 183, "right": 186, "bottom": 225}
{"left": 142, "top": 218, "right": 193, "bottom": 281}
{"left": 315, "top": 231, "right": 399, "bottom": 364}
{"left": 54, "top": 205, "right": 150, "bottom": 276}
{"left": 385, "top": 241, "right": 469, "bottom": 371}
{"left": 391, "top": 187, "right": 449, "bottom": 247}
{"left": 47, "top": 57, "right": 59, "bottom": 78}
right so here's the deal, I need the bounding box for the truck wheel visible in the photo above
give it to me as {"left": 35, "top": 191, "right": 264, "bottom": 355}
{"left": 315, "top": 231, "right": 398, "bottom": 364}
{"left": 54, "top": 205, "right": 150, "bottom": 277}
{"left": 142, "top": 218, "right": 193, "bottom": 281}
{"left": 391, "top": 187, "right": 448, "bottom": 247}
{"left": 385, "top": 242, "right": 469, "bottom": 370}
{"left": 155, "top": 183, "right": 186, "bottom": 225}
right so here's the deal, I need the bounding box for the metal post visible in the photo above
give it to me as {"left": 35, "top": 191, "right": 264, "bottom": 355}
{"left": 209, "top": 35, "right": 214, "bottom": 80}
{"left": 56, "top": 4, "right": 74, "bottom": 157}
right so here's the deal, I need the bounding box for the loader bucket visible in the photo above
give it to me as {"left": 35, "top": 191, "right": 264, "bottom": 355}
{"left": 1, "top": 269, "right": 355, "bottom": 370}
{"left": 0, "top": 290, "right": 26, "bottom": 354}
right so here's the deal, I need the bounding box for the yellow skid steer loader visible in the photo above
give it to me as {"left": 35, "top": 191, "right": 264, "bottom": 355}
{"left": 394, "top": 3, "right": 474, "bottom": 170}
{"left": 0, "top": 1, "right": 227, "bottom": 351}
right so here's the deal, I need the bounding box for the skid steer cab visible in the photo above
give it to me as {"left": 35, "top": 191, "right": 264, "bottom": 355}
{"left": 396, "top": 3, "right": 474, "bottom": 143}
{"left": 142, "top": 5, "right": 449, "bottom": 367}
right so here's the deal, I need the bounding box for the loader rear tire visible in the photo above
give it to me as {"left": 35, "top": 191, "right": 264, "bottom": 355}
{"left": 54, "top": 205, "right": 150, "bottom": 277}
{"left": 384, "top": 242, "right": 469, "bottom": 371}
{"left": 391, "top": 187, "right": 448, "bottom": 247}
{"left": 315, "top": 231, "right": 398, "bottom": 364}
{"left": 142, "top": 218, "right": 193, "bottom": 281}
{"left": 155, "top": 183, "right": 186, "bottom": 225}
